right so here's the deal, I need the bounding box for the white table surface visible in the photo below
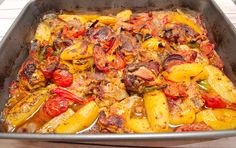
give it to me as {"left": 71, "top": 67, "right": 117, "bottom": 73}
{"left": 0, "top": 0, "right": 236, "bottom": 147}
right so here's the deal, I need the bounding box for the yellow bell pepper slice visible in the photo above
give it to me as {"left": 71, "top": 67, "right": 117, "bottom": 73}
{"left": 5, "top": 89, "right": 49, "bottom": 132}
{"left": 170, "top": 10, "right": 203, "bottom": 34}
{"left": 60, "top": 42, "right": 93, "bottom": 60}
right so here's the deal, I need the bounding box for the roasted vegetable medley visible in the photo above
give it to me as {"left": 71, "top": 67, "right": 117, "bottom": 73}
{"left": 2, "top": 9, "right": 236, "bottom": 133}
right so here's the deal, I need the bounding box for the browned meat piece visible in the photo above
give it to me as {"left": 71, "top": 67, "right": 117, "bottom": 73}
{"left": 175, "top": 122, "right": 212, "bottom": 132}
{"left": 98, "top": 96, "right": 141, "bottom": 133}
{"left": 18, "top": 58, "right": 46, "bottom": 90}
{"left": 123, "top": 61, "right": 159, "bottom": 93}
{"left": 162, "top": 24, "right": 199, "bottom": 44}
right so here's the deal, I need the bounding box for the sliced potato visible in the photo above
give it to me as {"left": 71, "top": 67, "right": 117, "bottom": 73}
{"left": 55, "top": 101, "right": 99, "bottom": 133}
{"left": 126, "top": 117, "right": 153, "bottom": 133}
{"left": 165, "top": 63, "right": 204, "bottom": 82}
{"left": 170, "top": 99, "right": 196, "bottom": 125}
{"left": 6, "top": 89, "right": 49, "bottom": 132}
{"left": 195, "top": 109, "right": 236, "bottom": 130}
{"left": 205, "top": 65, "right": 236, "bottom": 103}
{"left": 116, "top": 10, "right": 132, "bottom": 21}
{"left": 60, "top": 42, "right": 93, "bottom": 60}
{"left": 144, "top": 90, "right": 169, "bottom": 132}
{"left": 35, "top": 22, "right": 51, "bottom": 43}
{"left": 37, "top": 109, "right": 75, "bottom": 133}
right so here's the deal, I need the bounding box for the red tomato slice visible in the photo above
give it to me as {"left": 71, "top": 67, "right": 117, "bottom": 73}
{"left": 202, "top": 93, "right": 227, "bottom": 108}
{"left": 163, "top": 81, "right": 188, "bottom": 99}
{"left": 52, "top": 69, "right": 73, "bottom": 87}
{"left": 43, "top": 95, "right": 69, "bottom": 118}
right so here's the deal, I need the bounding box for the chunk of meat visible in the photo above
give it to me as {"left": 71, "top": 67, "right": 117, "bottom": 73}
{"left": 123, "top": 61, "right": 159, "bottom": 93}
{"left": 175, "top": 122, "right": 212, "bottom": 132}
{"left": 18, "top": 58, "right": 46, "bottom": 90}
{"left": 163, "top": 81, "right": 188, "bottom": 99}
{"left": 98, "top": 96, "right": 141, "bottom": 133}
{"left": 162, "top": 24, "right": 199, "bottom": 44}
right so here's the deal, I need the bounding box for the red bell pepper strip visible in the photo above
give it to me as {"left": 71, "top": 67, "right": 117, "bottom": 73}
{"left": 51, "top": 87, "right": 95, "bottom": 104}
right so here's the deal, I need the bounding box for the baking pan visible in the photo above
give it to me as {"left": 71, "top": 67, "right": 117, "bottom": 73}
{"left": 0, "top": 0, "right": 236, "bottom": 142}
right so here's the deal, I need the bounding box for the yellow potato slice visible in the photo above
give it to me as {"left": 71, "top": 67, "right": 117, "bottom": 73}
{"left": 205, "top": 65, "right": 236, "bottom": 103}
{"left": 126, "top": 117, "right": 153, "bottom": 133}
{"left": 144, "top": 90, "right": 170, "bottom": 132}
{"left": 55, "top": 101, "right": 99, "bottom": 134}
{"left": 165, "top": 63, "right": 204, "bottom": 82}
{"left": 37, "top": 109, "right": 75, "bottom": 133}
{"left": 6, "top": 89, "right": 49, "bottom": 132}
{"left": 170, "top": 99, "right": 196, "bottom": 125}
{"left": 195, "top": 109, "right": 236, "bottom": 130}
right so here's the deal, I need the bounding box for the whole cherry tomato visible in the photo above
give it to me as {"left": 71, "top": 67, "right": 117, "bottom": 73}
{"left": 52, "top": 69, "right": 73, "bottom": 87}
{"left": 43, "top": 95, "right": 69, "bottom": 118}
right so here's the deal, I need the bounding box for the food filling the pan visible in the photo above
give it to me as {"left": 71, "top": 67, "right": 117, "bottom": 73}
{"left": 2, "top": 9, "right": 236, "bottom": 133}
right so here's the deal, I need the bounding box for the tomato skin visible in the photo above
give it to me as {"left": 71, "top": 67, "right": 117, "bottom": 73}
{"left": 163, "top": 81, "right": 188, "bottom": 99}
{"left": 202, "top": 93, "right": 227, "bottom": 108}
{"left": 52, "top": 69, "right": 73, "bottom": 87}
{"left": 43, "top": 95, "right": 69, "bottom": 118}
